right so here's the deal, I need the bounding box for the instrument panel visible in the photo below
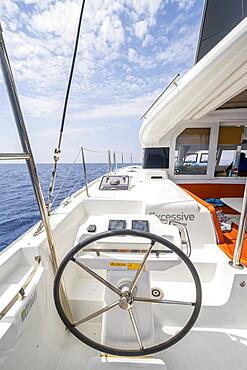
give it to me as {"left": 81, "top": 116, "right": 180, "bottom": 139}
{"left": 132, "top": 220, "right": 149, "bottom": 232}
{"left": 108, "top": 220, "right": 127, "bottom": 231}
{"left": 108, "top": 219, "right": 149, "bottom": 231}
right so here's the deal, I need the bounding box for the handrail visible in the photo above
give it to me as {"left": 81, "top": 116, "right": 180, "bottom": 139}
{"left": 140, "top": 73, "right": 180, "bottom": 120}
{"left": 158, "top": 218, "right": 191, "bottom": 257}
{"left": 0, "top": 153, "right": 30, "bottom": 160}
{"left": 169, "top": 220, "right": 192, "bottom": 257}
{"left": 0, "top": 23, "right": 73, "bottom": 321}
{"left": 79, "top": 248, "right": 173, "bottom": 257}
{"left": 0, "top": 256, "right": 41, "bottom": 320}
{"left": 229, "top": 178, "right": 247, "bottom": 269}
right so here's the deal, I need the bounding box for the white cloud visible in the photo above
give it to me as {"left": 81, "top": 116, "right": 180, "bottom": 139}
{"left": 69, "top": 90, "right": 160, "bottom": 121}
{"left": 156, "top": 20, "right": 198, "bottom": 67}
{"left": 100, "top": 15, "right": 125, "bottom": 47}
{"left": 66, "top": 122, "right": 129, "bottom": 134}
{"left": 132, "top": 0, "right": 162, "bottom": 18}
{"left": 128, "top": 48, "right": 139, "bottom": 63}
{"left": 20, "top": 95, "right": 62, "bottom": 117}
{"left": 29, "top": 1, "right": 80, "bottom": 43}
{"left": 142, "top": 34, "right": 153, "bottom": 47}
{"left": 171, "top": 0, "right": 196, "bottom": 10}
{"left": 0, "top": 0, "right": 19, "bottom": 15}
{"left": 0, "top": 0, "right": 202, "bottom": 161}
{"left": 134, "top": 20, "right": 148, "bottom": 39}
{"left": 35, "top": 122, "right": 130, "bottom": 136}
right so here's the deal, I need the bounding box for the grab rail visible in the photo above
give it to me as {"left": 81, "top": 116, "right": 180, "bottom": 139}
{"left": 159, "top": 218, "right": 191, "bottom": 258}
{"left": 0, "top": 153, "right": 30, "bottom": 160}
{"left": 0, "top": 256, "right": 41, "bottom": 320}
{"left": 79, "top": 248, "right": 173, "bottom": 257}
{"left": 140, "top": 73, "right": 180, "bottom": 120}
{"left": 229, "top": 178, "right": 247, "bottom": 269}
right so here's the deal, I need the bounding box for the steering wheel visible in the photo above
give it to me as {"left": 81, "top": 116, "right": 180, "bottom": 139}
{"left": 54, "top": 229, "right": 202, "bottom": 357}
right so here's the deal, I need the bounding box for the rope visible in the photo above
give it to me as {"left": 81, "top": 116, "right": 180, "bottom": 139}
{"left": 82, "top": 147, "right": 109, "bottom": 154}
{"left": 47, "top": 0, "right": 86, "bottom": 212}
{"left": 82, "top": 146, "right": 132, "bottom": 156}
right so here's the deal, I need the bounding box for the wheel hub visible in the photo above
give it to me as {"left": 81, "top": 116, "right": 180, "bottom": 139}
{"left": 118, "top": 294, "right": 133, "bottom": 310}
{"left": 118, "top": 280, "right": 136, "bottom": 310}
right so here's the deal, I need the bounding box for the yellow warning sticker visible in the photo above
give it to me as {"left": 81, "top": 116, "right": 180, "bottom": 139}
{"left": 127, "top": 263, "right": 141, "bottom": 270}
{"left": 109, "top": 262, "right": 127, "bottom": 267}
{"left": 109, "top": 262, "right": 141, "bottom": 270}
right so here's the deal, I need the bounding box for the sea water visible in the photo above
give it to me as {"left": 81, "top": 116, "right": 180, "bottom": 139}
{"left": 0, "top": 163, "right": 128, "bottom": 251}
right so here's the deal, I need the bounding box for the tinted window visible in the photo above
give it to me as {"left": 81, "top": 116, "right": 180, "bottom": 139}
{"left": 143, "top": 147, "right": 169, "bottom": 169}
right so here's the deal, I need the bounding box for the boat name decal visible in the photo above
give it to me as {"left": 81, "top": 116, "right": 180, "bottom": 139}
{"left": 150, "top": 212, "right": 195, "bottom": 222}
{"left": 20, "top": 290, "right": 37, "bottom": 322}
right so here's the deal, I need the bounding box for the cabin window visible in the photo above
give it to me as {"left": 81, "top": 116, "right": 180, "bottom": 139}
{"left": 143, "top": 147, "right": 170, "bottom": 169}
{"left": 200, "top": 153, "right": 208, "bottom": 163}
{"left": 174, "top": 128, "right": 210, "bottom": 175}
{"left": 215, "top": 126, "right": 247, "bottom": 177}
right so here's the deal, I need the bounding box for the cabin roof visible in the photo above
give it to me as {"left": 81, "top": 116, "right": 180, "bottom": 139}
{"left": 139, "top": 18, "right": 247, "bottom": 147}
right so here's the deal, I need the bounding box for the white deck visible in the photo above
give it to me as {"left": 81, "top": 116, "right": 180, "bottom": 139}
{"left": 221, "top": 197, "right": 243, "bottom": 213}
{"left": 0, "top": 166, "right": 246, "bottom": 370}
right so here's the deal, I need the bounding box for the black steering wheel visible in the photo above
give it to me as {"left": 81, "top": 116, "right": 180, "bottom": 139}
{"left": 54, "top": 229, "right": 202, "bottom": 356}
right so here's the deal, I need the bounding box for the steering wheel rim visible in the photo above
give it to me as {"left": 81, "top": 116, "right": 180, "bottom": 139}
{"left": 54, "top": 229, "right": 202, "bottom": 356}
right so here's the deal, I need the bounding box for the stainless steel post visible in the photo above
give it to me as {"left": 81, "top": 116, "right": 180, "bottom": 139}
{"left": 81, "top": 147, "right": 89, "bottom": 197}
{"left": 113, "top": 151, "right": 117, "bottom": 172}
{"left": 108, "top": 150, "right": 112, "bottom": 174}
{"left": 0, "top": 24, "right": 73, "bottom": 319}
{"left": 229, "top": 178, "right": 247, "bottom": 269}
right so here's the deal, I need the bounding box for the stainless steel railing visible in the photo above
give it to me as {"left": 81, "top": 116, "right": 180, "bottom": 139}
{"left": 229, "top": 178, "right": 247, "bottom": 269}
{"left": 0, "top": 23, "right": 73, "bottom": 320}
{"left": 140, "top": 73, "right": 180, "bottom": 120}
{"left": 80, "top": 147, "right": 133, "bottom": 197}
{"left": 0, "top": 256, "right": 41, "bottom": 320}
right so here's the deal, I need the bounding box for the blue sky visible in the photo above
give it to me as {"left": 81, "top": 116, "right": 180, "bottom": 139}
{"left": 0, "top": 0, "right": 203, "bottom": 163}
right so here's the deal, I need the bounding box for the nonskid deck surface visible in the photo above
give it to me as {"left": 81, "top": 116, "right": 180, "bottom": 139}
{"left": 0, "top": 166, "right": 247, "bottom": 370}
{"left": 53, "top": 326, "right": 247, "bottom": 370}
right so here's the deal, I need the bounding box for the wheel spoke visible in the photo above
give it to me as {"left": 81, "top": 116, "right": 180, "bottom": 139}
{"left": 72, "top": 257, "right": 121, "bottom": 296}
{"left": 129, "top": 241, "right": 155, "bottom": 294}
{"left": 73, "top": 301, "right": 119, "bottom": 327}
{"left": 128, "top": 308, "right": 144, "bottom": 351}
{"left": 134, "top": 296, "right": 195, "bottom": 306}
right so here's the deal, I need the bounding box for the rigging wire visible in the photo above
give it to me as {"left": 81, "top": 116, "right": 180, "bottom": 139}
{"left": 82, "top": 146, "right": 132, "bottom": 157}
{"left": 47, "top": 0, "right": 86, "bottom": 212}
{"left": 50, "top": 149, "right": 82, "bottom": 208}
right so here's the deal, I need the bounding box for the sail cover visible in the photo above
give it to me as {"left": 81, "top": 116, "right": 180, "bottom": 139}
{"left": 195, "top": 0, "right": 247, "bottom": 63}
{"left": 195, "top": 0, "right": 247, "bottom": 109}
